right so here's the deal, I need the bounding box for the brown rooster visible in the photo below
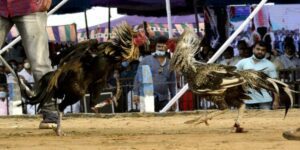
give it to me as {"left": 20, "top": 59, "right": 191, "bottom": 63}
{"left": 24, "top": 22, "right": 147, "bottom": 136}
{"left": 170, "top": 29, "right": 295, "bottom": 132}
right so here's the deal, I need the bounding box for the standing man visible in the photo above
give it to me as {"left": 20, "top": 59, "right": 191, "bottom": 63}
{"left": 133, "top": 36, "right": 176, "bottom": 112}
{"left": 0, "top": 0, "right": 57, "bottom": 128}
{"left": 235, "top": 41, "right": 278, "bottom": 109}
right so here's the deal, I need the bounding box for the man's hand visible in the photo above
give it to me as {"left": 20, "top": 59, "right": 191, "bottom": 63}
{"left": 133, "top": 95, "right": 140, "bottom": 104}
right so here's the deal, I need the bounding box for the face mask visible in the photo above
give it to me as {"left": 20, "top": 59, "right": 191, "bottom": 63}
{"left": 121, "top": 61, "right": 129, "bottom": 68}
{"left": 11, "top": 64, "right": 17, "bottom": 70}
{"left": 0, "top": 91, "right": 7, "bottom": 98}
{"left": 24, "top": 62, "right": 31, "bottom": 69}
{"left": 153, "top": 50, "right": 166, "bottom": 57}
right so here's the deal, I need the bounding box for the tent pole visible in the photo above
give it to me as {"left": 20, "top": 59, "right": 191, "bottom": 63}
{"left": 84, "top": 10, "right": 90, "bottom": 39}
{"left": 165, "top": 0, "right": 173, "bottom": 38}
{"left": 160, "top": 0, "right": 269, "bottom": 113}
{"left": 193, "top": 0, "right": 200, "bottom": 35}
{"left": 108, "top": 6, "right": 111, "bottom": 40}
{"left": 0, "top": 0, "right": 70, "bottom": 55}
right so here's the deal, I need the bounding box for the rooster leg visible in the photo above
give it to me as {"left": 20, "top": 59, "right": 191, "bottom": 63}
{"left": 55, "top": 111, "right": 65, "bottom": 136}
{"left": 184, "top": 110, "right": 228, "bottom": 125}
{"left": 91, "top": 71, "right": 122, "bottom": 112}
{"left": 195, "top": 109, "right": 228, "bottom": 125}
{"left": 233, "top": 104, "right": 247, "bottom": 133}
{"left": 113, "top": 73, "right": 121, "bottom": 106}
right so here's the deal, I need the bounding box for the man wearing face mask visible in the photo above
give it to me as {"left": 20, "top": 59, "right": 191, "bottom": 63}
{"left": 133, "top": 36, "right": 176, "bottom": 112}
{"left": 276, "top": 43, "right": 300, "bottom": 69}
{"left": 236, "top": 41, "right": 278, "bottom": 109}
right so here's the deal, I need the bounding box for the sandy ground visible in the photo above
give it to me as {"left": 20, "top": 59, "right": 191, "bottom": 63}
{"left": 0, "top": 109, "right": 299, "bottom": 150}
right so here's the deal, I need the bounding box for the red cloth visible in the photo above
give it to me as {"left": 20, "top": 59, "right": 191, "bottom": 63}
{"left": 0, "top": 0, "right": 51, "bottom": 17}
{"left": 179, "top": 90, "right": 194, "bottom": 111}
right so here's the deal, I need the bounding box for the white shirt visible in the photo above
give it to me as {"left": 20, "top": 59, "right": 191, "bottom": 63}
{"left": 235, "top": 56, "right": 277, "bottom": 104}
{"left": 18, "top": 68, "right": 34, "bottom": 84}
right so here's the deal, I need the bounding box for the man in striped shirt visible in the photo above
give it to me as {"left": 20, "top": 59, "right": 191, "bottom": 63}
{"left": 0, "top": 0, "right": 57, "bottom": 129}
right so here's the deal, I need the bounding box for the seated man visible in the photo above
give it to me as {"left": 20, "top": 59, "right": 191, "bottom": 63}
{"left": 219, "top": 46, "right": 240, "bottom": 66}
{"left": 133, "top": 36, "right": 176, "bottom": 112}
{"left": 276, "top": 43, "right": 300, "bottom": 69}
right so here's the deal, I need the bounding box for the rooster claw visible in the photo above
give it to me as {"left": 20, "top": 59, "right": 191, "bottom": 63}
{"left": 55, "top": 128, "right": 66, "bottom": 136}
{"left": 233, "top": 123, "right": 248, "bottom": 133}
{"left": 91, "top": 107, "right": 99, "bottom": 113}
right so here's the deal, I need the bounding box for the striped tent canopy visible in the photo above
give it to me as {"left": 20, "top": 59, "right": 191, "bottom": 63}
{"left": 7, "top": 24, "right": 77, "bottom": 43}
{"left": 77, "top": 23, "right": 205, "bottom": 42}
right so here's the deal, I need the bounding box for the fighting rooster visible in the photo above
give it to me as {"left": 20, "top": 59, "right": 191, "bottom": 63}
{"left": 24, "top": 22, "right": 147, "bottom": 136}
{"left": 170, "top": 29, "right": 295, "bottom": 132}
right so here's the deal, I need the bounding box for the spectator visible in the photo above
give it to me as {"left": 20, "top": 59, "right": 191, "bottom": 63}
{"left": 236, "top": 41, "right": 278, "bottom": 110}
{"left": 276, "top": 43, "right": 300, "bottom": 69}
{"left": 0, "top": 63, "right": 7, "bottom": 87}
{"left": 219, "top": 46, "right": 240, "bottom": 66}
{"left": 235, "top": 40, "right": 251, "bottom": 60}
{"left": 0, "top": 85, "right": 8, "bottom": 115}
{"left": 18, "top": 59, "right": 36, "bottom": 115}
{"left": 133, "top": 36, "right": 176, "bottom": 112}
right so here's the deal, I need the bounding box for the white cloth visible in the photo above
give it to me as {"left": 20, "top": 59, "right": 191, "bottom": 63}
{"left": 18, "top": 68, "right": 34, "bottom": 84}
{"left": 0, "top": 99, "right": 8, "bottom": 115}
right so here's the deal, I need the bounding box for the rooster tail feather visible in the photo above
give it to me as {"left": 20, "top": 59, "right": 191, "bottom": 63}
{"left": 23, "top": 72, "right": 55, "bottom": 111}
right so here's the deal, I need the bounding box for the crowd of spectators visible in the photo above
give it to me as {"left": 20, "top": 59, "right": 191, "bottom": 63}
{"left": 1, "top": 25, "right": 300, "bottom": 115}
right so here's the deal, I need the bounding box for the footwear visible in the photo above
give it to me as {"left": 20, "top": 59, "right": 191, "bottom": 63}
{"left": 283, "top": 128, "right": 300, "bottom": 141}
{"left": 39, "top": 122, "right": 57, "bottom": 129}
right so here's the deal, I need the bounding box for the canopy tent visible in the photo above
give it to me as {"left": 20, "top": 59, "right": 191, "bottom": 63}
{"left": 76, "top": 14, "right": 204, "bottom": 42}
{"left": 7, "top": 24, "right": 77, "bottom": 43}
{"left": 51, "top": 0, "right": 300, "bottom": 16}
{"left": 51, "top": 0, "right": 191, "bottom": 16}
{"left": 80, "top": 15, "right": 203, "bottom": 30}
{"left": 77, "top": 22, "right": 205, "bottom": 42}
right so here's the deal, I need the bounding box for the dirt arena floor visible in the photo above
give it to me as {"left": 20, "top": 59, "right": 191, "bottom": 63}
{"left": 0, "top": 109, "right": 299, "bottom": 150}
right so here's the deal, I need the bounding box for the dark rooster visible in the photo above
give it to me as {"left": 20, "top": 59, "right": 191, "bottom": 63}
{"left": 24, "top": 22, "right": 147, "bottom": 136}
{"left": 170, "top": 29, "right": 296, "bottom": 132}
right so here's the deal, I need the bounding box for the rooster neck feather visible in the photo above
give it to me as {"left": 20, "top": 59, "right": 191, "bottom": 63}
{"left": 170, "top": 29, "right": 201, "bottom": 73}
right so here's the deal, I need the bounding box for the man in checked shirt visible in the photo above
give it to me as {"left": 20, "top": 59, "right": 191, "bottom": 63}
{"left": 0, "top": 0, "right": 58, "bottom": 129}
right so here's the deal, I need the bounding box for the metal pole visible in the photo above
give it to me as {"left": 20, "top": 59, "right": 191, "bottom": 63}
{"left": 84, "top": 10, "right": 90, "bottom": 39}
{"left": 108, "top": 6, "right": 111, "bottom": 40}
{"left": 193, "top": 0, "right": 200, "bottom": 35}
{"left": 160, "top": 0, "right": 269, "bottom": 113}
{"left": 165, "top": 0, "right": 173, "bottom": 38}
